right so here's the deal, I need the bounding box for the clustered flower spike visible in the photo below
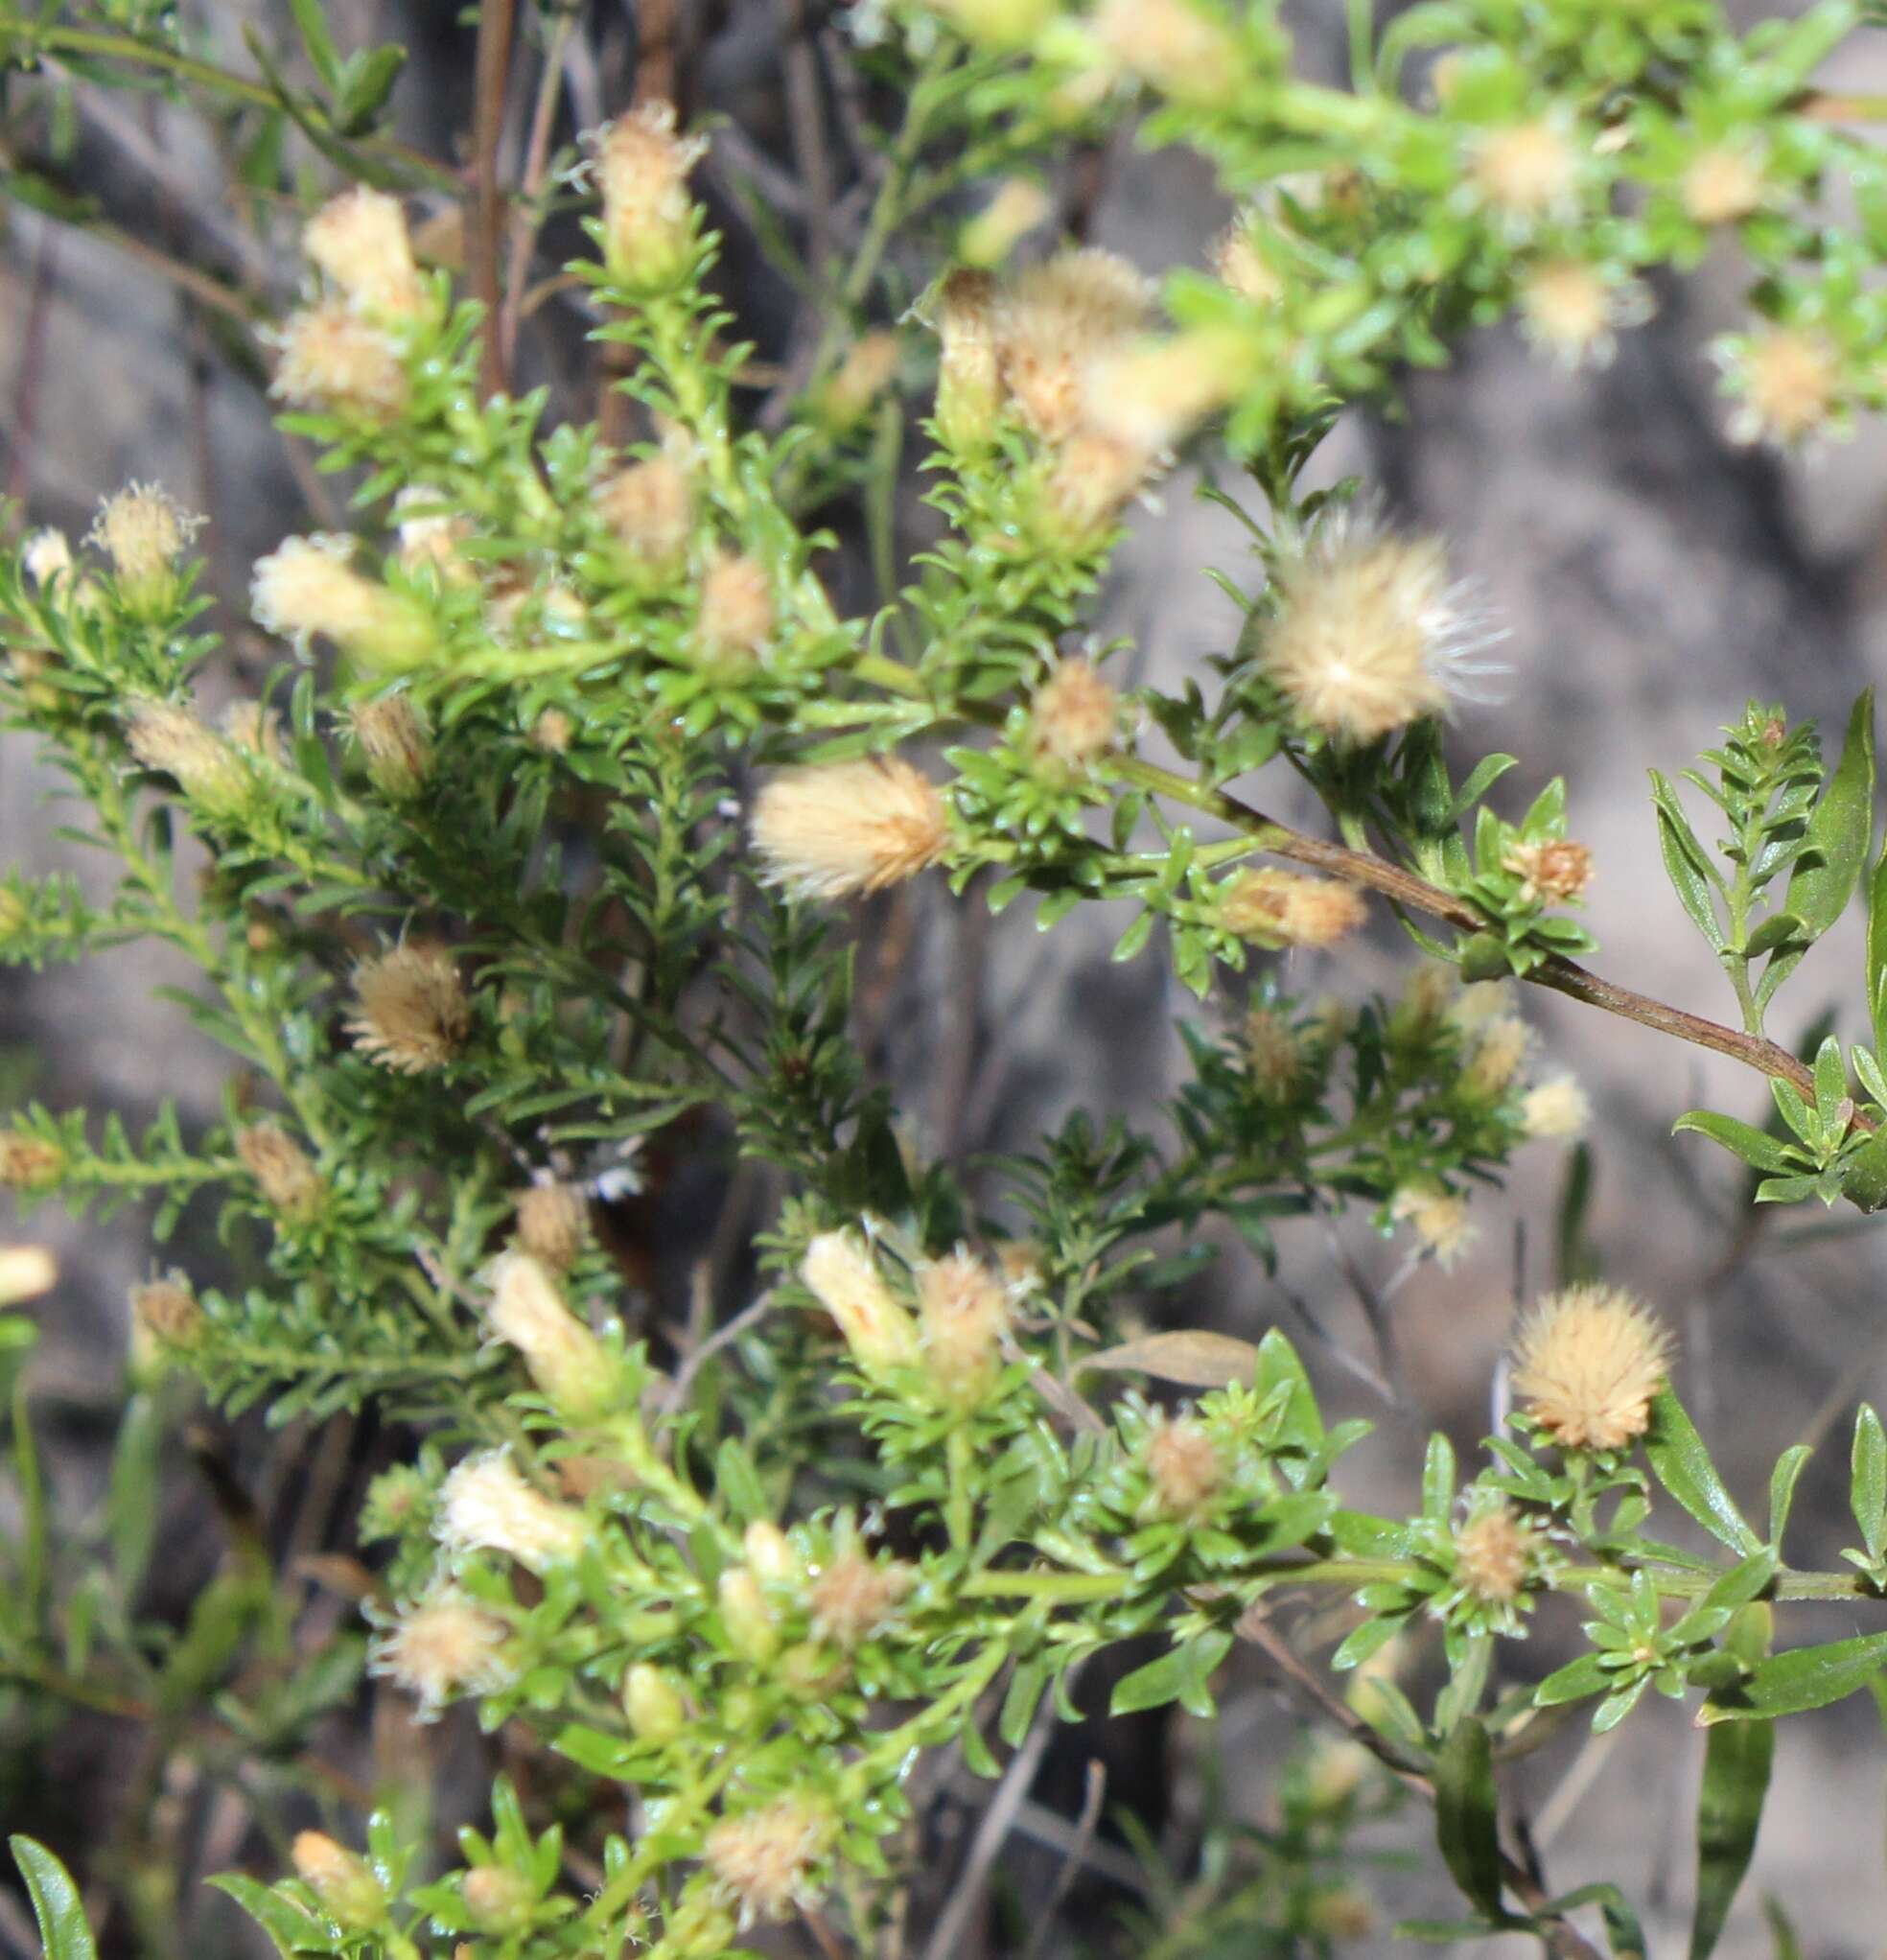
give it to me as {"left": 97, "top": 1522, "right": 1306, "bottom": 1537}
{"left": 751, "top": 758, "right": 951, "bottom": 901}
{"left": 1510, "top": 1283, "right": 1673, "bottom": 1452}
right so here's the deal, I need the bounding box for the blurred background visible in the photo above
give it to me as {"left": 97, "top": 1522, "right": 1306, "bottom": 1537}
{"left": 5, "top": 2, "right": 1887, "bottom": 1955}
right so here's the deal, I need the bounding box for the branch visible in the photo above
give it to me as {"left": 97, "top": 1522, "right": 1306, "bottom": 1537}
{"left": 471, "top": 0, "right": 519, "bottom": 400}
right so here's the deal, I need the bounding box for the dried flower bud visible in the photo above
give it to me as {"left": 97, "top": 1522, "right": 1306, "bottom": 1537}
{"left": 598, "top": 455, "right": 692, "bottom": 574}
{"left": 718, "top": 1566, "right": 780, "bottom": 1662}
{"left": 514, "top": 1181, "right": 589, "bottom": 1271}
{"left": 270, "top": 302, "right": 408, "bottom": 418}
{"left": 752, "top": 759, "right": 951, "bottom": 902}
{"left": 1683, "top": 142, "right": 1766, "bottom": 226}
{"left": 1244, "top": 1005, "right": 1303, "bottom": 1102}
{"left": 800, "top": 1230, "right": 920, "bottom": 1378}
{"left": 1220, "top": 868, "right": 1368, "bottom": 947}
{"left": 527, "top": 707, "right": 574, "bottom": 754}
{"left": 930, "top": 268, "right": 1004, "bottom": 451}
{"left": 959, "top": 178, "right": 1052, "bottom": 268}
{"left": 252, "top": 535, "right": 435, "bottom": 665}
{"left": 347, "top": 943, "right": 471, "bottom": 1074}
{"left": 1041, "top": 432, "right": 1156, "bottom": 544}
{"left": 704, "top": 1801, "right": 830, "bottom": 1926}
{"left": 623, "top": 1661, "right": 687, "bottom": 1740}
{"left": 816, "top": 331, "right": 900, "bottom": 429}
{"left": 1510, "top": 1283, "right": 1673, "bottom": 1452}
{"left": 997, "top": 248, "right": 1155, "bottom": 443}
{"left": 124, "top": 698, "right": 245, "bottom": 811}
{"left": 1260, "top": 511, "right": 1500, "bottom": 743}
{"left": 1028, "top": 658, "right": 1120, "bottom": 769}
{"left": 0, "top": 1247, "right": 57, "bottom": 1307}
{"left": 235, "top": 1123, "right": 324, "bottom": 1223}
{"left": 0, "top": 1132, "right": 65, "bottom": 1191}
{"left": 1144, "top": 1414, "right": 1224, "bottom": 1519}
{"left": 1453, "top": 1504, "right": 1537, "bottom": 1604}
{"left": 1471, "top": 118, "right": 1580, "bottom": 226}
{"left": 89, "top": 484, "right": 203, "bottom": 613}
{"left": 1503, "top": 838, "right": 1593, "bottom": 905}
{"left": 1461, "top": 1015, "right": 1530, "bottom": 1101}
{"left": 696, "top": 551, "right": 775, "bottom": 664}
{"left": 1521, "top": 1075, "right": 1591, "bottom": 1141}
{"left": 368, "top": 1583, "right": 510, "bottom": 1717}
{"left": 808, "top": 1545, "right": 913, "bottom": 1650}
{"left": 304, "top": 187, "right": 429, "bottom": 320}
{"left": 461, "top": 1867, "right": 532, "bottom": 1933}
{"left": 437, "top": 1449, "right": 588, "bottom": 1570}
{"left": 592, "top": 103, "right": 708, "bottom": 289}
{"left": 486, "top": 1249, "right": 614, "bottom": 1417}
{"left": 22, "top": 529, "right": 72, "bottom": 587}
{"left": 1091, "top": 0, "right": 1243, "bottom": 105}
{"left": 1390, "top": 1185, "right": 1475, "bottom": 1269}
{"left": 917, "top": 1250, "right": 1010, "bottom": 1405}
{"left": 1724, "top": 326, "right": 1842, "bottom": 447}
{"left": 292, "top": 1832, "right": 385, "bottom": 1930}
{"left": 349, "top": 695, "right": 434, "bottom": 799}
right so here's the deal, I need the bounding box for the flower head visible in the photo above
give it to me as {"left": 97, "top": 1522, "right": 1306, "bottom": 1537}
{"left": 696, "top": 550, "right": 775, "bottom": 664}
{"left": 1244, "top": 1004, "right": 1304, "bottom": 1102}
{"left": 392, "top": 489, "right": 473, "bottom": 579}
{"left": 1028, "top": 658, "right": 1120, "bottom": 769}
{"left": 368, "top": 1584, "right": 511, "bottom": 1718}
{"left": 1521, "top": 1075, "right": 1592, "bottom": 1141}
{"left": 269, "top": 302, "right": 408, "bottom": 417}
{"left": 590, "top": 103, "right": 708, "bottom": 288}
{"left": 917, "top": 1249, "right": 1011, "bottom": 1404}
{"left": 0, "top": 1132, "right": 65, "bottom": 1191}
{"left": 1081, "top": 326, "right": 1259, "bottom": 455}
{"left": 704, "top": 1801, "right": 830, "bottom": 1926}
{"left": 751, "top": 759, "right": 950, "bottom": 901}
{"left": 800, "top": 1230, "right": 920, "bottom": 1378}
{"left": 90, "top": 483, "right": 202, "bottom": 610}
{"left": 1391, "top": 1185, "right": 1476, "bottom": 1269}
{"left": 437, "top": 1449, "right": 588, "bottom": 1570}
{"left": 304, "top": 187, "right": 429, "bottom": 319}
{"left": 1503, "top": 837, "right": 1593, "bottom": 904}
{"left": 251, "top": 535, "right": 434, "bottom": 665}
{"left": 807, "top": 1539, "right": 913, "bottom": 1650}
{"left": 1471, "top": 117, "right": 1581, "bottom": 227}
{"left": 347, "top": 942, "right": 471, "bottom": 1074}
{"left": 816, "top": 330, "right": 900, "bottom": 429}
{"left": 349, "top": 695, "right": 434, "bottom": 799}
{"left": 124, "top": 698, "right": 245, "bottom": 810}
{"left": 1722, "top": 326, "right": 1843, "bottom": 447}
{"left": 1215, "top": 214, "right": 1286, "bottom": 306}
{"left": 1091, "top": 0, "right": 1243, "bottom": 104}
{"left": 1683, "top": 142, "right": 1766, "bottom": 226}
{"left": 486, "top": 1249, "right": 613, "bottom": 1417}
{"left": 1041, "top": 431, "right": 1157, "bottom": 544}
{"left": 291, "top": 1833, "right": 384, "bottom": 1930}
{"left": 1220, "top": 868, "right": 1368, "bottom": 947}
{"left": 1460, "top": 1015, "right": 1530, "bottom": 1101}
{"left": 130, "top": 1274, "right": 204, "bottom": 1348}
{"left": 598, "top": 455, "right": 692, "bottom": 573}
{"left": 22, "top": 528, "right": 73, "bottom": 587}
{"left": 1518, "top": 261, "right": 1646, "bottom": 370}
{"left": 236, "top": 1123, "right": 324, "bottom": 1222}
{"left": 1259, "top": 509, "right": 1501, "bottom": 742}
{"left": 1510, "top": 1283, "right": 1673, "bottom": 1452}
{"left": 0, "top": 1246, "right": 56, "bottom": 1308}
{"left": 1144, "top": 1414, "right": 1224, "bottom": 1519}
{"left": 996, "top": 248, "right": 1156, "bottom": 443}
{"left": 926, "top": 268, "right": 1003, "bottom": 450}
{"left": 1453, "top": 1504, "right": 1537, "bottom": 1604}
{"left": 514, "top": 1180, "right": 589, "bottom": 1271}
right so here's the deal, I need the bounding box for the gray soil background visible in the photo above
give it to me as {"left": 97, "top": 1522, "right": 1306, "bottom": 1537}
{"left": 5, "top": 2, "right": 1887, "bottom": 1955}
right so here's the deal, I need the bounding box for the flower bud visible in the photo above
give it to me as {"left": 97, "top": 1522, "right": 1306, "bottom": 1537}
{"left": 235, "top": 1123, "right": 324, "bottom": 1224}
{"left": 130, "top": 1275, "right": 203, "bottom": 1348}
{"left": 347, "top": 942, "right": 470, "bottom": 1074}
{"left": 461, "top": 1867, "right": 533, "bottom": 1934}
{"left": 695, "top": 551, "right": 775, "bottom": 665}
{"left": 813, "top": 332, "right": 900, "bottom": 431}
{"left": 0, "top": 1247, "right": 57, "bottom": 1307}
{"left": 22, "top": 529, "right": 72, "bottom": 588}
{"left": 0, "top": 1132, "right": 66, "bottom": 1191}
{"left": 125, "top": 698, "right": 245, "bottom": 813}
{"left": 304, "top": 187, "right": 429, "bottom": 321}
{"left": 597, "top": 455, "right": 692, "bottom": 576}
{"left": 704, "top": 1800, "right": 829, "bottom": 1926}
{"left": 486, "top": 1250, "right": 615, "bottom": 1418}
{"left": 89, "top": 484, "right": 203, "bottom": 617}
{"left": 1041, "top": 432, "right": 1154, "bottom": 545}
{"left": 718, "top": 1567, "right": 780, "bottom": 1662}
{"left": 367, "top": 1583, "right": 511, "bottom": 1718}
{"left": 270, "top": 302, "right": 408, "bottom": 419}
{"left": 1091, "top": 0, "right": 1244, "bottom": 104}
{"left": 437, "top": 1450, "right": 588, "bottom": 1571}
{"left": 807, "top": 1544, "right": 912, "bottom": 1650}
{"left": 1219, "top": 868, "right": 1368, "bottom": 947}
{"left": 1144, "top": 1415, "right": 1224, "bottom": 1519}
{"left": 623, "top": 1661, "right": 687, "bottom": 1741}
{"left": 1520, "top": 1075, "right": 1591, "bottom": 1141}
{"left": 959, "top": 179, "right": 1052, "bottom": 268}
{"left": 799, "top": 1231, "right": 920, "bottom": 1378}
{"left": 917, "top": 1250, "right": 1010, "bottom": 1406}
{"left": 292, "top": 1833, "right": 385, "bottom": 1930}
{"left": 348, "top": 695, "right": 434, "bottom": 800}
{"left": 1027, "top": 658, "right": 1120, "bottom": 770}
{"left": 742, "top": 1520, "right": 801, "bottom": 1588}
{"left": 251, "top": 535, "right": 435, "bottom": 666}
{"left": 514, "top": 1181, "right": 589, "bottom": 1271}
{"left": 1390, "top": 1185, "right": 1475, "bottom": 1270}
{"left": 592, "top": 103, "right": 708, "bottom": 290}
{"left": 929, "top": 268, "right": 1003, "bottom": 452}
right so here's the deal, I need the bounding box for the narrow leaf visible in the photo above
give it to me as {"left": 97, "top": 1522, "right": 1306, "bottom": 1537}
{"left": 10, "top": 1839, "right": 98, "bottom": 1960}
{"left": 1700, "top": 1631, "right": 1887, "bottom": 1724}
{"left": 1689, "top": 1717, "right": 1775, "bottom": 1960}
{"left": 1767, "top": 1447, "right": 1812, "bottom": 1552}
{"left": 1786, "top": 687, "right": 1874, "bottom": 936}
{"left": 1672, "top": 1110, "right": 1796, "bottom": 1175}
{"left": 1852, "top": 1405, "right": 1887, "bottom": 1560}
{"left": 1646, "top": 1392, "right": 1763, "bottom": 1555}
{"left": 1433, "top": 1717, "right": 1506, "bottom": 1923}
{"left": 1085, "top": 1329, "right": 1259, "bottom": 1388}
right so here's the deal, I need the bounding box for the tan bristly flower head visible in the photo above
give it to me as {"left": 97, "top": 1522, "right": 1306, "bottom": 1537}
{"left": 0, "top": 1132, "right": 66, "bottom": 1191}
{"left": 1260, "top": 508, "right": 1503, "bottom": 743}
{"left": 236, "top": 1123, "right": 324, "bottom": 1222}
{"left": 1215, "top": 214, "right": 1286, "bottom": 306}
{"left": 305, "top": 187, "right": 428, "bottom": 319}
{"left": 1029, "top": 658, "right": 1120, "bottom": 768}
{"left": 598, "top": 455, "right": 692, "bottom": 572}
{"left": 251, "top": 535, "right": 434, "bottom": 665}
{"left": 1518, "top": 261, "right": 1644, "bottom": 371}
{"left": 1683, "top": 142, "right": 1766, "bottom": 226}
{"left": 1461, "top": 1015, "right": 1530, "bottom": 1100}
{"left": 347, "top": 942, "right": 470, "bottom": 1074}
{"left": 130, "top": 1274, "right": 203, "bottom": 1348}
{"left": 514, "top": 1180, "right": 589, "bottom": 1271}
{"left": 1504, "top": 838, "right": 1593, "bottom": 905}
{"left": 1521, "top": 1075, "right": 1592, "bottom": 1141}
{"left": 368, "top": 1584, "right": 511, "bottom": 1718}
{"left": 751, "top": 758, "right": 951, "bottom": 901}
{"left": 807, "top": 1542, "right": 913, "bottom": 1649}
{"left": 1144, "top": 1414, "right": 1225, "bottom": 1519}
{"left": 1391, "top": 1185, "right": 1476, "bottom": 1269}
{"left": 90, "top": 483, "right": 203, "bottom": 601}
{"left": 1090, "top": 0, "right": 1242, "bottom": 105}
{"left": 917, "top": 1249, "right": 1011, "bottom": 1404}
{"left": 800, "top": 1230, "right": 920, "bottom": 1378}
{"left": 1453, "top": 1504, "right": 1536, "bottom": 1603}
{"left": 1244, "top": 1005, "right": 1303, "bottom": 1102}
{"left": 704, "top": 1801, "right": 830, "bottom": 1926}
{"left": 591, "top": 102, "right": 709, "bottom": 287}
{"left": 996, "top": 247, "right": 1156, "bottom": 442}
{"left": 1042, "top": 431, "right": 1158, "bottom": 543}
{"left": 1220, "top": 868, "right": 1368, "bottom": 948}
{"left": 269, "top": 302, "right": 408, "bottom": 418}
{"left": 1082, "top": 326, "right": 1259, "bottom": 455}
{"left": 125, "top": 696, "right": 245, "bottom": 810}
{"left": 1725, "top": 326, "right": 1842, "bottom": 447}
{"left": 1471, "top": 117, "right": 1580, "bottom": 225}
{"left": 349, "top": 695, "right": 434, "bottom": 800}
{"left": 437, "top": 1449, "right": 588, "bottom": 1570}
{"left": 486, "top": 1249, "right": 611, "bottom": 1417}
{"left": 927, "top": 268, "right": 1004, "bottom": 450}
{"left": 22, "top": 529, "right": 73, "bottom": 587}
{"left": 696, "top": 550, "right": 775, "bottom": 662}
{"left": 1510, "top": 1282, "right": 1673, "bottom": 1451}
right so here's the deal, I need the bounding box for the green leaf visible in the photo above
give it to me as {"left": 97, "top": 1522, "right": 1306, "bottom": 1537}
{"left": 1650, "top": 772, "right": 1727, "bottom": 949}
{"left": 1691, "top": 1715, "right": 1775, "bottom": 1960}
{"left": 1852, "top": 1404, "right": 1887, "bottom": 1560}
{"left": 1645, "top": 1392, "right": 1763, "bottom": 1555}
{"left": 1110, "top": 1645, "right": 1189, "bottom": 1715}
{"left": 1812, "top": 1036, "right": 1851, "bottom": 1132}
{"left": 1700, "top": 1630, "right": 1887, "bottom": 1724}
{"left": 1838, "top": 1126, "right": 1887, "bottom": 1213}
{"left": 205, "top": 1876, "right": 328, "bottom": 1959}
{"left": 106, "top": 1392, "right": 162, "bottom": 1595}
{"left": 1534, "top": 1651, "right": 1612, "bottom": 1707}
{"left": 1742, "top": 911, "right": 1805, "bottom": 958}
{"left": 289, "top": 0, "right": 343, "bottom": 87}
{"left": 1671, "top": 1110, "right": 1796, "bottom": 1175}
{"left": 334, "top": 44, "right": 408, "bottom": 135}
{"left": 1433, "top": 1717, "right": 1507, "bottom": 1924}
{"left": 1786, "top": 687, "right": 1875, "bottom": 937}
{"left": 10, "top": 1838, "right": 98, "bottom": 1960}
{"left": 1766, "top": 1447, "right": 1812, "bottom": 1552}
{"left": 1867, "top": 839, "right": 1887, "bottom": 1054}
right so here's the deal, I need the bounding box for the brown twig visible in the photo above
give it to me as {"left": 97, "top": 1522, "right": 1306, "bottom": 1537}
{"left": 499, "top": 6, "right": 577, "bottom": 376}
{"left": 471, "top": 0, "right": 519, "bottom": 400}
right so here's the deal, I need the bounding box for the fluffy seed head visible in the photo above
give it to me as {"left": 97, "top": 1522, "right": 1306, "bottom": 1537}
{"left": 486, "top": 1250, "right": 612, "bottom": 1417}
{"left": 1220, "top": 869, "right": 1368, "bottom": 948}
{"left": 598, "top": 455, "right": 691, "bottom": 572}
{"left": 1510, "top": 1283, "right": 1673, "bottom": 1452}
{"left": 125, "top": 698, "right": 244, "bottom": 809}
{"left": 347, "top": 943, "right": 470, "bottom": 1074}
{"left": 808, "top": 1546, "right": 913, "bottom": 1649}
{"left": 251, "top": 535, "right": 433, "bottom": 665}
{"left": 349, "top": 695, "right": 433, "bottom": 799}
{"left": 752, "top": 759, "right": 950, "bottom": 902}
{"left": 1726, "top": 327, "right": 1842, "bottom": 446}
{"left": 705, "top": 1801, "right": 829, "bottom": 1926}
{"left": 1471, "top": 118, "right": 1580, "bottom": 223}
{"left": 996, "top": 248, "right": 1156, "bottom": 443}
{"left": 696, "top": 551, "right": 775, "bottom": 663}
{"left": 800, "top": 1230, "right": 920, "bottom": 1378}
{"left": 1144, "top": 1415, "right": 1225, "bottom": 1519}
{"left": 0, "top": 1247, "right": 57, "bottom": 1307}
{"left": 1029, "top": 658, "right": 1120, "bottom": 768}
{"left": 592, "top": 103, "right": 708, "bottom": 288}
{"left": 437, "top": 1450, "right": 588, "bottom": 1570}
{"left": 1091, "top": 0, "right": 1242, "bottom": 104}
{"left": 930, "top": 268, "right": 1004, "bottom": 450}
{"left": 0, "top": 1132, "right": 65, "bottom": 1191}
{"left": 514, "top": 1181, "right": 589, "bottom": 1271}
{"left": 270, "top": 302, "right": 408, "bottom": 417}
{"left": 131, "top": 1274, "right": 204, "bottom": 1347}
{"left": 1391, "top": 1186, "right": 1476, "bottom": 1269}
{"left": 1504, "top": 838, "right": 1593, "bottom": 904}
{"left": 22, "top": 529, "right": 73, "bottom": 586}
{"left": 291, "top": 1833, "right": 384, "bottom": 1929}
{"left": 369, "top": 1585, "right": 510, "bottom": 1718}
{"left": 917, "top": 1249, "right": 1010, "bottom": 1404}
{"left": 1453, "top": 1505, "right": 1536, "bottom": 1603}
{"left": 305, "top": 187, "right": 428, "bottom": 319}
{"left": 1683, "top": 143, "right": 1766, "bottom": 225}
{"left": 236, "top": 1124, "right": 324, "bottom": 1222}
{"left": 1521, "top": 1075, "right": 1592, "bottom": 1141}
{"left": 1260, "top": 512, "right": 1499, "bottom": 742}
{"left": 90, "top": 484, "right": 202, "bottom": 599}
